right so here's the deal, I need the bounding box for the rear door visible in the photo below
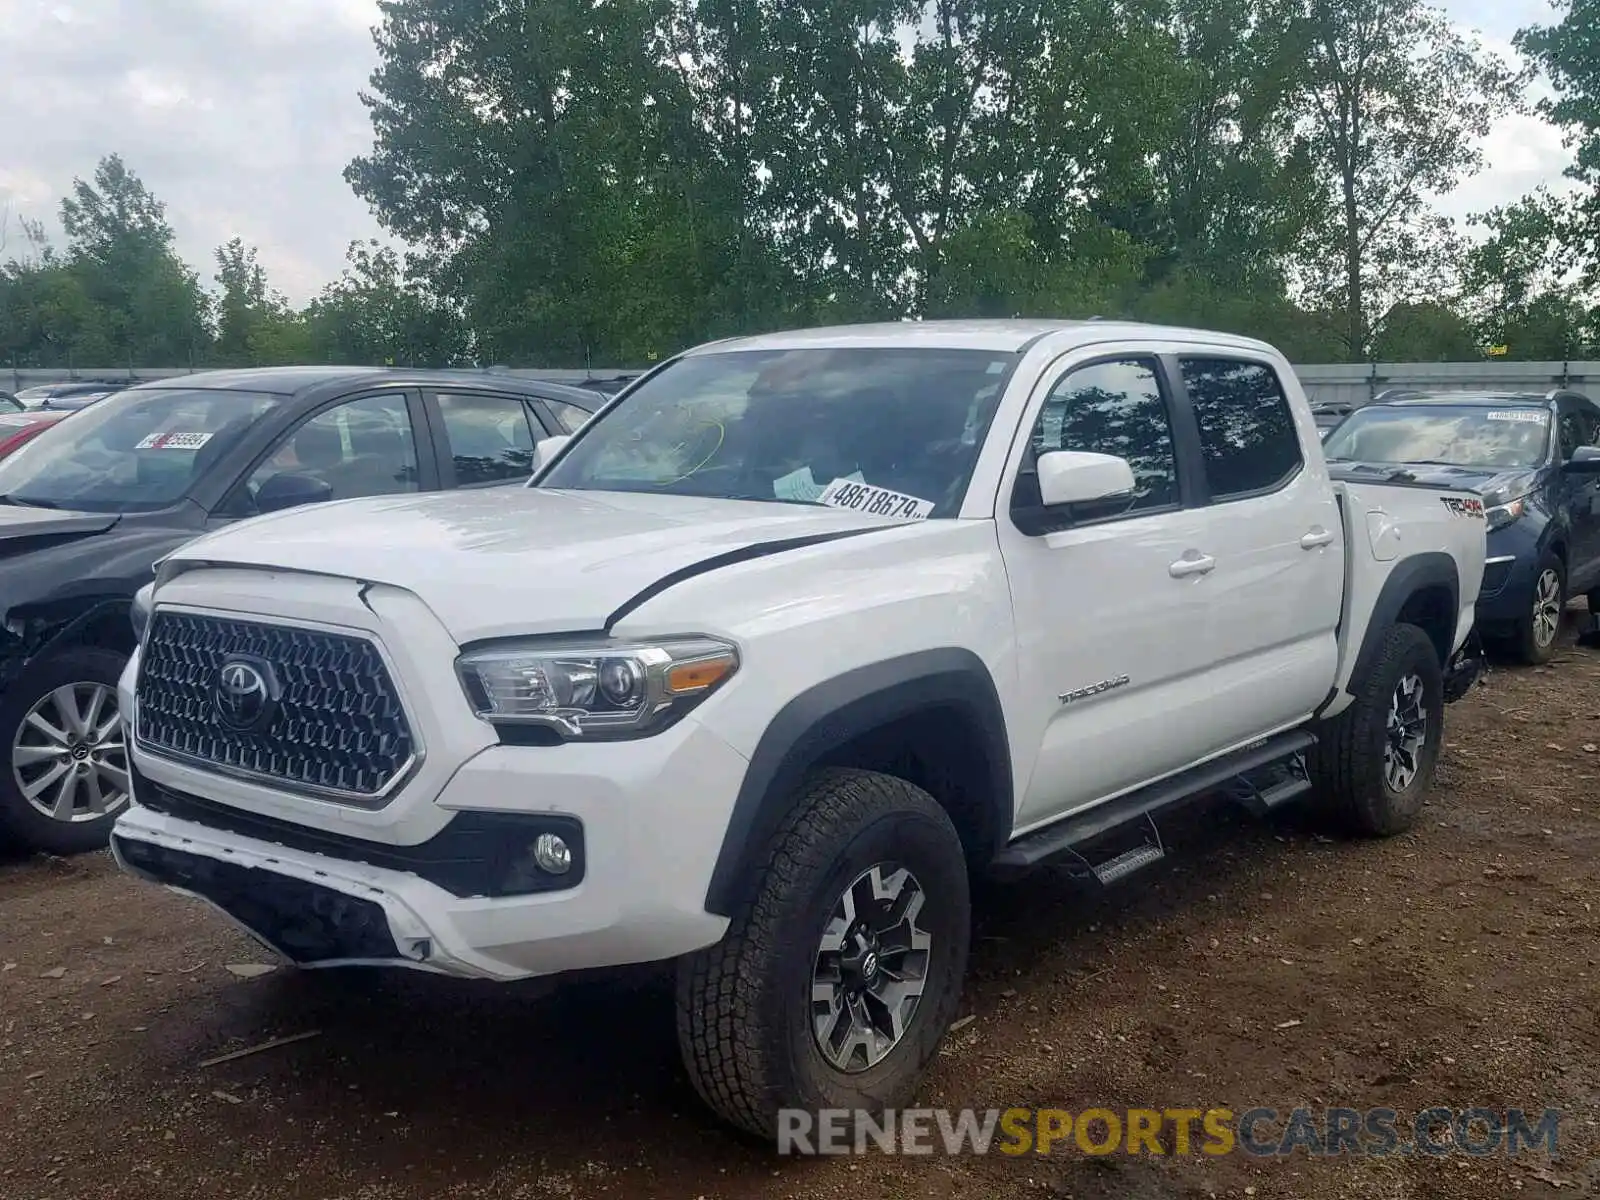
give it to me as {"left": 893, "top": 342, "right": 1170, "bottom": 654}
{"left": 1171, "top": 352, "right": 1344, "bottom": 740}
{"left": 421, "top": 390, "right": 544, "bottom": 488}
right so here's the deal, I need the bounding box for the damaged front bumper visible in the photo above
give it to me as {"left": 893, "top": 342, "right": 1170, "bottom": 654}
{"left": 1443, "top": 628, "right": 1487, "bottom": 703}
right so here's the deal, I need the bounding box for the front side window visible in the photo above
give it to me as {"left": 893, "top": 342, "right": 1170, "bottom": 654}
{"left": 0, "top": 387, "right": 284, "bottom": 512}
{"left": 540, "top": 347, "right": 1016, "bottom": 518}
{"left": 1181, "top": 358, "right": 1303, "bottom": 500}
{"left": 435, "top": 392, "right": 537, "bottom": 485}
{"left": 1018, "top": 358, "right": 1179, "bottom": 514}
{"left": 1557, "top": 405, "right": 1599, "bottom": 459}
{"left": 242, "top": 392, "right": 420, "bottom": 508}
{"left": 1323, "top": 405, "right": 1551, "bottom": 470}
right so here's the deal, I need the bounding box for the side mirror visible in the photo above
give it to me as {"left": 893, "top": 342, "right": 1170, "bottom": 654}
{"left": 1036, "top": 450, "right": 1137, "bottom": 507}
{"left": 255, "top": 470, "right": 333, "bottom": 514}
{"left": 1566, "top": 445, "right": 1600, "bottom": 474}
{"left": 531, "top": 435, "right": 570, "bottom": 476}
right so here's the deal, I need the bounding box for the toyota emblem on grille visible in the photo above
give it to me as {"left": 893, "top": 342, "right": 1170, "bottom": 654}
{"left": 212, "top": 656, "right": 280, "bottom": 732}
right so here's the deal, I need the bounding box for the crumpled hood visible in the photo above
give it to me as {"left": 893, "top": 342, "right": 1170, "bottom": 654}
{"left": 1328, "top": 460, "right": 1538, "bottom": 504}
{"left": 164, "top": 487, "right": 897, "bottom": 640}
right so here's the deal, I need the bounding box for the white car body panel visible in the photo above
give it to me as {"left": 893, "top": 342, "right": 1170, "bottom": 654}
{"left": 111, "top": 319, "right": 1487, "bottom": 983}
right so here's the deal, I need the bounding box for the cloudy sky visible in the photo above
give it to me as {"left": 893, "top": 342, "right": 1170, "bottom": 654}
{"left": 0, "top": 0, "right": 1580, "bottom": 305}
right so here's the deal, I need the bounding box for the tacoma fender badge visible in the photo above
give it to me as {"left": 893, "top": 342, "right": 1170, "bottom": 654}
{"left": 1059, "top": 675, "right": 1131, "bottom": 705}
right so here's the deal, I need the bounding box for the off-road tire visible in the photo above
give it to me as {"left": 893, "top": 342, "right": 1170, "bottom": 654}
{"left": 1513, "top": 551, "right": 1566, "bottom": 665}
{"left": 0, "top": 646, "right": 130, "bottom": 855}
{"left": 675, "top": 767, "right": 971, "bottom": 1140}
{"left": 1308, "top": 623, "right": 1444, "bottom": 837}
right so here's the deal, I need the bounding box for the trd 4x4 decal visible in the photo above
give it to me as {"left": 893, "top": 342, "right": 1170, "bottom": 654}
{"left": 1439, "top": 496, "right": 1485, "bottom": 519}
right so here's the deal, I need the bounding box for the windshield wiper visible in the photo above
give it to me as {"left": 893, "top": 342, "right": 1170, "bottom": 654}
{"left": 0, "top": 494, "right": 61, "bottom": 509}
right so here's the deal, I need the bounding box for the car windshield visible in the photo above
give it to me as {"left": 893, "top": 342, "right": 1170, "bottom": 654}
{"left": 539, "top": 347, "right": 1018, "bottom": 518}
{"left": 1321, "top": 404, "right": 1551, "bottom": 469}
{"left": 0, "top": 387, "right": 284, "bottom": 512}
{"left": 0, "top": 395, "right": 20, "bottom": 414}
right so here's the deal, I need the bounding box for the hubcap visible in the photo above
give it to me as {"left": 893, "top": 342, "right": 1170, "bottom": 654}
{"left": 1533, "top": 568, "right": 1563, "bottom": 649}
{"left": 811, "top": 863, "right": 932, "bottom": 1074}
{"left": 13, "top": 683, "right": 129, "bottom": 824}
{"left": 1383, "top": 673, "right": 1429, "bottom": 793}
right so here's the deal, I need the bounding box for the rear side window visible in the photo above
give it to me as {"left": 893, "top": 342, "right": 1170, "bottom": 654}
{"left": 436, "top": 393, "right": 538, "bottom": 485}
{"left": 1181, "top": 358, "right": 1302, "bottom": 500}
{"left": 546, "top": 399, "right": 592, "bottom": 435}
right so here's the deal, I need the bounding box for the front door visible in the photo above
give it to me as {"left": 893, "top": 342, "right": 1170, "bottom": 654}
{"left": 997, "top": 351, "right": 1226, "bottom": 832}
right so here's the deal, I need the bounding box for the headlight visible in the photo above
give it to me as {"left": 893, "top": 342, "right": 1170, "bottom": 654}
{"left": 455, "top": 635, "right": 739, "bottom": 740}
{"left": 130, "top": 582, "right": 155, "bottom": 642}
{"left": 1485, "top": 496, "right": 1527, "bottom": 532}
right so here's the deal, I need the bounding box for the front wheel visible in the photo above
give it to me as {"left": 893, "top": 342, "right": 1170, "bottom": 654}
{"left": 0, "top": 646, "right": 132, "bottom": 855}
{"left": 675, "top": 768, "right": 971, "bottom": 1139}
{"left": 1514, "top": 553, "right": 1566, "bottom": 665}
{"left": 1308, "top": 623, "right": 1445, "bottom": 837}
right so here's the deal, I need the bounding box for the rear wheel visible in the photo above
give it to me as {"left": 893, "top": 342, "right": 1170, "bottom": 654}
{"left": 1308, "top": 623, "right": 1444, "bottom": 837}
{"left": 675, "top": 768, "right": 970, "bottom": 1139}
{"left": 0, "top": 647, "right": 131, "bottom": 855}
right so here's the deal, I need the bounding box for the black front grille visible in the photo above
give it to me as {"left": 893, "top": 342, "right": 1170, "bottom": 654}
{"left": 135, "top": 611, "right": 416, "bottom": 799}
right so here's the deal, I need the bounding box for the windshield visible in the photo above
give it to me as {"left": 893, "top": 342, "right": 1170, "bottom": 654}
{"left": 0, "top": 387, "right": 284, "bottom": 512}
{"left": 540, "top": 347, "right": 1017, "bottom": 518}
{"left": 1322, "top": 405, "right": 1551, "bottom": 470}
{"left": 0, "top": 395, "right": 20, "bottom": 414}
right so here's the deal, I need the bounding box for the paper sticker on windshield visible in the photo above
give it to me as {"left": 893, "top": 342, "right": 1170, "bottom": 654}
{"left": 1485, "top": 410, "right": 1548, "bottom": 423}
{"left": 819, "top": 478, "right": 935, "bottom": 521}
{"left": 774, "top": 467, "right": 865, "bottom": 503}
{"left": 135, "top": 431, "right": 214, "bottom": 450}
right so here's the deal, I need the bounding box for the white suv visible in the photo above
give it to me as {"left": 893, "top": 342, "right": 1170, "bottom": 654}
{"left": 111, "top": 321, "right": 1486, "bottom": 1138}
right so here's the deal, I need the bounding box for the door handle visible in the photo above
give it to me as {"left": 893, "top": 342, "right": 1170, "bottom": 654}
{"left": 1169, "top": 553, "right": 1216, "bottom": 578}
{"left": 1300, "top": 527, "right": 1334, "bottom": 549}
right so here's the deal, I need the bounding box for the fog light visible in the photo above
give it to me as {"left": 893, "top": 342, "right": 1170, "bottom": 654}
{"left": 533, "top": 832, "right": 572, "bottom": 875}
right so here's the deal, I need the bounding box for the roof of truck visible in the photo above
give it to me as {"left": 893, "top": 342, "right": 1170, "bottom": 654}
{"left": 690, "top": 319, "right": 1278, "bottom": 356}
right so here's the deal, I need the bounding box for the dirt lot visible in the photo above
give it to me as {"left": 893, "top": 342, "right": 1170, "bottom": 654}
{"left": 4, "top": 622, "right": 1600, "bottom": 1199}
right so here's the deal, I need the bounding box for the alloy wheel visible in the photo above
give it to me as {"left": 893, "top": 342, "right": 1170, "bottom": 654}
{"left": 811, "top": 863, "right": 932, "bottom": 1073}
{"left": 1533, "top": 568, "right": 1563, "bottom": 650}
{"left": 13, "top": 683, "right": 130, "bottom": 824}
{"left": 1383, "top": 672, "right": 1429, "bottom": 793}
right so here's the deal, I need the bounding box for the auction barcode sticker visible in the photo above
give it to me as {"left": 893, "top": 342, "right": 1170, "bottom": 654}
{"left": 818, "top": 478, "right": 935, "bottom": 521}
{"left": 135, "top": 431, "right": 215, "bottom": 450}
{"left": 1485, "top": 410, "right": 1548, "bottom": 423}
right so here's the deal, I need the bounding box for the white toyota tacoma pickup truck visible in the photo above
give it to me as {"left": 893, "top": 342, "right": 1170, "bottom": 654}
{"left": 110, "top": 320, "right": 1486, "bottom": 1138}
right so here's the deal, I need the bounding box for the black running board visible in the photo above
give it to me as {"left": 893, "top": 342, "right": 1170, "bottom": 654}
{"left": 992, "top": 729, "right": 1317, "bottom": 876}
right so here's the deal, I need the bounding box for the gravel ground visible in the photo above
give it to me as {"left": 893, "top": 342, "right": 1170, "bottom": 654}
{"left": 3, "top": 618, "right": 1599, "bottom": 1199}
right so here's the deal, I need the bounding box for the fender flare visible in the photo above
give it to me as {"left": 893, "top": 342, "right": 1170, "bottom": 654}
{"left": 702, "top": 648, "right": 1013, "bottom": 916}
{"left": 1348, "top": 552, "right": 1460, "bottom": 689}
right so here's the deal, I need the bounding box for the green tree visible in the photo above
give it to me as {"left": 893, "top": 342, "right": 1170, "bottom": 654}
{"left": 1517, "top": 0, "right": 1600, "bottom": 286}
{"left": 1461, "top": 191, "right": 1593, "bottom": 358}
{"left": 304, "top": 240, "right": 469, "bottom": 366}
{"left": 1294, "top": 0, "right": 1522, "bottom": 359}
{"left": 58, "top": 154, "right": 210, "bottom": 365}
{"left": 213, "top": 238, "right": 304, "bottom": 365}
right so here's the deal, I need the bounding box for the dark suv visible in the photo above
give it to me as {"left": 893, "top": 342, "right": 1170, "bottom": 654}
{"left": 1322, "top": 389, "right": 1600, "bottom": 664}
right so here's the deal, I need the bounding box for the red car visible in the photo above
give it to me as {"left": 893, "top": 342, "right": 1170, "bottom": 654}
{"left": 0, "top": 410, "right": 70, "bottom": 459}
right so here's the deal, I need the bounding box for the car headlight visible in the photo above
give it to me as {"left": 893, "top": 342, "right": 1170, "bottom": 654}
{"left": 130, "top": 582, "right": 155, "bottom": 642}
{"left": 1485, "top": 496, "right": 1527, "bottom": 532}
{"left": 455, "top": 635, "right": 739, "bottom": 740}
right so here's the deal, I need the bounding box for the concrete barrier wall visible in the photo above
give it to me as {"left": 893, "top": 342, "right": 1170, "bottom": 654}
{"left": 10, "top": 361, "right": 1600, "bottom": 408}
